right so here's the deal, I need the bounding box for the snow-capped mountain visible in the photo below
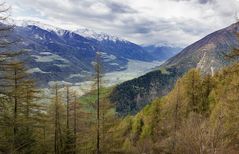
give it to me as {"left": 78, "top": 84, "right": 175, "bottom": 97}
{"left": 74, "top": 28, "right": 126, "bottom": 42}
{"left": 15, "top": 20, "right": 67, "bottom": 36}
{"left": 10, "top": 20, "right": 166, "bottom": 87}
{"left": 16, "top": 20, "right": 127, "bottom": 42}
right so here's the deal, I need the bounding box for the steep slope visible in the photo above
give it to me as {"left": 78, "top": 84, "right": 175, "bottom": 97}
{"left": 110, "top": 67, "right": 183, "bottom": 116}
{"left": 12, "top": 21, "right": 156, "bottom": 86}
{"left": 162, "top": 23, "right": 239, "bottom": 74}
{"left": 111, "top": 63, "right": 239, "bottom": 153}
{"left": 110, "top": 22, "right": 239, "bottom": 115}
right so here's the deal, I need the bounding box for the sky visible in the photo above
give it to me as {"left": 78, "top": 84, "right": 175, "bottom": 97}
{"left": 6, "top": 0, "right": 239, "bottom": 47}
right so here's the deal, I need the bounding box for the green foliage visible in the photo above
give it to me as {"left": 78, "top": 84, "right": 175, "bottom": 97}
{"left": 141, "top": 125, "right": 152, "bottom": 138}
{"left": 110, "top": 67, "right": 183, "bottom": 116}
{"left": 79, "top": 87, "right": 113, "bottom": 112}
{"left": 111, "top": 63, "right": 239, "bottom": 153}
{"left": 122, "top": 138, "right": 133, "bottom": 152}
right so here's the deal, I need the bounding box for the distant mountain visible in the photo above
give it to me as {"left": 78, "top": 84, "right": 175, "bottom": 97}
{"left": 143, "top": 45, "right": 182, "bottom": 61}
{"left": 74, "top": 28, "right": 126, "bottom": 42}
{"left": 110, "top": 22, "right": 239, "bottom": 116}
{"left": 12, "top": 20, "right": 157, "bottom": 87}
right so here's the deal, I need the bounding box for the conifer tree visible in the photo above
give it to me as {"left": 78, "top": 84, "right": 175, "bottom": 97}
{"left": 64, "top": 86, "right": 77, "bottom": 154}
{"left": 0, "top": 3, "right": 48, "bottom": 152}
{"left": 53, "top": 84, "right": 64, "bottom": 154}
{"left": 95, "top": 52, "right": 101, "bottom": 154}
{"left": 184, "top": 69, "right": 202, "bottom": 114}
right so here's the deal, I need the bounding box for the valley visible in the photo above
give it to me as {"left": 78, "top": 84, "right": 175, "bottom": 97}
{"left": 110, "top": 22, "right": 239, "bottom": 115}
{"left": 12, "top": 20, "right": 176, "bottom": 88}
{"left": 1, "top": 1, "right": 239, "bottom": 153}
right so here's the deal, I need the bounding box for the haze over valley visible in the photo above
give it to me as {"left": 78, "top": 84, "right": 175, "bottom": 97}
{"left": 1, "top": 0, "right": 239, "bottom": 153}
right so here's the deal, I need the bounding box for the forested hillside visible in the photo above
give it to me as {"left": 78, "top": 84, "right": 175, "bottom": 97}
{"left": 110, "top": 22, "right": 239, "bottom": 116}
{"left": 2, "top": 49, "right": 238, "bottom": 153}
{"left": 110, "top": 62, "right": 239, "bottom": 153}
{"left": 1, "top": 1, "right": 239, "bottom": 154}
{"left": 110, "top": 67, "right": 184, "bottom": 116}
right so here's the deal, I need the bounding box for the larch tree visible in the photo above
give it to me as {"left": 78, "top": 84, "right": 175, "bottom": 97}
{"left": 184, "top": 69, "right": 202, "bottom": 114}
{"left": 172, "top": 80, "right": 181, "bottom": 153}
{"left": 95, "top": 52, "right": 101, "bottom": 154}
{"left": 0, "top": 3, "right": 45, "bottom": 153}
{"left": 64, "top": 86, "right": 79, "bottom": 154}
{"left": 45, "top": 84, "right": 66, "bottom": 154}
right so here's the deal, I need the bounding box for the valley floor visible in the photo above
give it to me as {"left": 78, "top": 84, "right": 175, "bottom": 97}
{"left": 102, "top": 59, "right": 164, "bottom": 87}
{"left": 46, "top": 60, "right": 164, "bottom": 96}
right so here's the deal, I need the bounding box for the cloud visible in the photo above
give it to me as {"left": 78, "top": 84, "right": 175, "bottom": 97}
{"left": 106, "top": 1, "right": 137, "bottom": 14}
{"left": 171, "top": 0, "right": 212, "bottom": 4}
{"left": 6, "top": 0, "right": 239, "bottom": 47}
{"left": 198, "top": 0, "right": 212, "bottom": 4}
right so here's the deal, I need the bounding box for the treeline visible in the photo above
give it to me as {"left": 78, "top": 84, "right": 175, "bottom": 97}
{"left": 110, "top": 62, "right": 239, "bottom": 153}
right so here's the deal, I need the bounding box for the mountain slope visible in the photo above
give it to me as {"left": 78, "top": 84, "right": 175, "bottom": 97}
{"left": 12, "top": 21, "right": 157, "bottom": 86}
{"left": 110, "top": 22, "right": 239, "bottom": 116}
{"left": 162, "top": 22, "right": 239, "bottom": 73}
{"left": 110, "top": 67, "right": 183, "bottom": 116}
{"left": 111, "top": 63, "right": 239, "bottom": 153}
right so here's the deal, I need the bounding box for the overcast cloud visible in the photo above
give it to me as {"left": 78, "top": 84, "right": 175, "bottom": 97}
{"left": 6, "top": 0, "right": 239, "bottom": 47}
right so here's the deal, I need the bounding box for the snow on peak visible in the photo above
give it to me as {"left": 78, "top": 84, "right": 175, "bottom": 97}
{"left": 74, "top": 28, "right": 127, "bottom": 42}
{"left": 15, "top": 20, "right": 128, "bottom": 42}
{"left": 15, "top": 20, "right": 67, "bottom": 36}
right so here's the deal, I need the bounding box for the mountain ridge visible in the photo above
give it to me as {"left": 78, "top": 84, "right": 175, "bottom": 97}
{"left": 110, "top": 22, "right": 239, "bottom": 116}
{"left": 11, "top": 20, "right": 170, "bottom": 87}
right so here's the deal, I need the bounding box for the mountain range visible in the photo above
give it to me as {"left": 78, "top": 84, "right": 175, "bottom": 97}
{"left": 110, "top": 22, "right": 239, "bottom": 116}
{"left": 143, "top": 45, "right": 181, "bottom": 61}
{"left": 11, "top": 20, "right": 177, "bottom": 87}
